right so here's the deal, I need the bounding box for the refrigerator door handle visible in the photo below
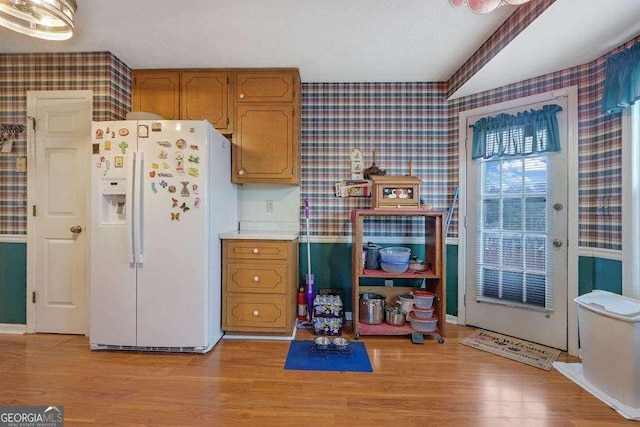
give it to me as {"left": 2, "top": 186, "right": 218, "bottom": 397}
{"left": 125, "top": 151, "right": 135, "bottom": 264}
{"left": 133, "top": 151, "right": 144, "bottom": 264}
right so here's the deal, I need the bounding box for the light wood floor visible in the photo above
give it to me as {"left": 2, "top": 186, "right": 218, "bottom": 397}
{"left": 0, "top": 323, "right": 634, "bottom": 426}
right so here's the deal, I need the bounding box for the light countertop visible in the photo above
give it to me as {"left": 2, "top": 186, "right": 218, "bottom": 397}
{"left": 219, "top": 230, "right": 299, "bottom": 241}
{"left": 220, "top": 220, "right": 300, "bottom": 241}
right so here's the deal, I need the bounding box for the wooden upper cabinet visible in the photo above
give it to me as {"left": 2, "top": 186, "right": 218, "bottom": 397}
{"left": 236, "top": 72, "right": 294, "bottom": 103}
{"left": 180, "top": 71, "right": 232, "bottom": 133}
{"left": 232, "top": 69, "right": 300, "bottom": 185}
{"left": 233, "top": 104, "right": 296, "bottom": 184}
{"left": 132, "top": 70, "right": 232, "bottom": 133}
{"left": 132, "top": 71, "right": 180, "bottom": 120}
{"left": 132, "top": 68, "right": 301, "bottom": 185}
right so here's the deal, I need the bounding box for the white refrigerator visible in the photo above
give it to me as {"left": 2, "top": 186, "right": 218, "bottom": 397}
{"left": 89, "top": 120, "right": 237, "bottom": 352}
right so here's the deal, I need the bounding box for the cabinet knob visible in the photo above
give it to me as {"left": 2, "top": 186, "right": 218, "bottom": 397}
{"left": 253, "top": 276, "right": 259, "bottom": 282}
{"left": 252, "top": 248, "right": 259, "bottom": 254}
{"left": 397, "top": 205, "right": 401, "bottom": 209}
{"left": 253, "top": 310, "right": 259, "bottom": 317}
{"left": 238, "top": 169, "right": 245, "bottom": 176}
{"left": 239, "top": 93, "right": 246, "bottom": 99}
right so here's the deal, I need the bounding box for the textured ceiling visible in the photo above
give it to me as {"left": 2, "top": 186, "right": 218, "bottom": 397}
{"left": 1, "top": 0, "right": 640, "bottom": 97}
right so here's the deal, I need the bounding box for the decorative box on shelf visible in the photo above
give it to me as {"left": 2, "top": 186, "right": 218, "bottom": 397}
{"left": 371, "top": 175, "right": 422, "bottom": 210}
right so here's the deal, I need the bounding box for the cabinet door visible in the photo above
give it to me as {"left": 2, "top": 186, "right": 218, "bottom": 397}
{"left": 180, "top": 71, "right": 232, "bottom": 133}
{"left": 233, "top": 104, "right": 297, "bottom": 183}
{"left": 132, "top": 71, "right": 180, "bottom": 120}
{"left": 236, "top": 72, "right": 294, "bottom": 103}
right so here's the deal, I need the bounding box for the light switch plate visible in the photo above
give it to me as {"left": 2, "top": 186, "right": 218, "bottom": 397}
{"left": 16, "top": 157, "right": 27, "bottom": 172}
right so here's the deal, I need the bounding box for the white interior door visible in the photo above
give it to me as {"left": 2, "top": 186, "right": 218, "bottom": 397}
{"left": 464, "top": 98, "right": 569, "bottom": 350}
{"left": 27, "top": 90, "right": 92, "bottom": 334}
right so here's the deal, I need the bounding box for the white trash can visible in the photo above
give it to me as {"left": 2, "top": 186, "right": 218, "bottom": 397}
{"left": 574, "top": 290, "right": 640, "bottom": 408}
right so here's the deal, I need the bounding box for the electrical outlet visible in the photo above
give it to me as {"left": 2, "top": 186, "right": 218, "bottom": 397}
{"left": 384, "top": 280, "right": 393, "bottom": 287}
{"left": 266, "top": 200, "right": 275, "bottom": 213}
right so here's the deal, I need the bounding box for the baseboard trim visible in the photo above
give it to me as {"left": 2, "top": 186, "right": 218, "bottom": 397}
{"left": 0, "top": 324, "right": 26, "bottom": 334}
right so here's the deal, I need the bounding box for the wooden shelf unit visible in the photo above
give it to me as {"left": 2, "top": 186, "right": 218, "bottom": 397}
{"left": 350, "top": 209, "right": 446, "bottom": 339}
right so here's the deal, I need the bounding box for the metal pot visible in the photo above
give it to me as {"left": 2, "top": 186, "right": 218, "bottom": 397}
{"left": 359, "top": 292, "right": 386, "bottom": 324}
{"left": 364, "top": 242, "right": 381, "bottom": 270}
{"left": 385, "top": 306, "right": 407, "bottom": 326}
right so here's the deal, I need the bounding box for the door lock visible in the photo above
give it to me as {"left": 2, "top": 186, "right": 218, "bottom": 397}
{"left": 70, "top": 225, "right": 83, "bottom": 234}
{"left": 552, "top": 239, "right": 563, "bottom": 248}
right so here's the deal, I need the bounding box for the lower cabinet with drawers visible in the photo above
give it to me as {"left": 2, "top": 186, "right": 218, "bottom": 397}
{"left": 221, "top": 237, "right": 299, "bottom": 336}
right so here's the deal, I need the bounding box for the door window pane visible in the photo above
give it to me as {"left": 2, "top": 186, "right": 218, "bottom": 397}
{"left": 502, "top": 234, "right": 523, "bottom": 269}
{"left": 525, "top": 236, "right": 546, "bottom": 271}
{"left": 525, "top": 196, "right": 546, "bottom": 231}
{"left": 503, "top": 198, "right": 522, "bottom": 230}
{"left": 524, "top": 157, "right": 547, "bottom": 193}
{"left": 502, "top": 271, "right": 524, "bottom": 303}
{"left": 482, "top": 233, "right": 500, "bottom": 266}
{"left": 482, "top": 268, "right": 499, "bottom": 299}
{"left": 483, "top": 199, "right": 500, "bottom": 229}
{"left": 483, "top": 161, "right": 500, "bottom": 194}
{"left": 525, "top": 273, "right": 546, "bottom": 307}
{"left": 502, "top": 158, "right": 522, "bottom": 194}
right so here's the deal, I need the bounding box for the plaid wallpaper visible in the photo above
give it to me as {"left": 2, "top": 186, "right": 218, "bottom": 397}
{"left": 302, "top": 82, "right": 456, "bottom": 239}
{"left": 0, "top": 33, "right": 632, "bottom": 251}
{"left": 0, "top": 52, "right": 130, "bottom": 235}
{"left": 301, "top": 36, "right": 638, "bottom": 251}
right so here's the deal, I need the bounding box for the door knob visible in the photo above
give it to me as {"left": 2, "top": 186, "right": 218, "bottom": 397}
{"left": 552, "top": 239, "right": 563, "bottom": 248}
{"left": 70, "top": 225, "right": 82, "bottom": 234}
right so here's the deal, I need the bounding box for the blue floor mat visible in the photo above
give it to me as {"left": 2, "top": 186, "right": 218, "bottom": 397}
{"left": 284, "top": 340, "right": 373, "bottom": 372}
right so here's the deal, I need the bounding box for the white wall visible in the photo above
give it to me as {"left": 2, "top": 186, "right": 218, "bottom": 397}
{"left": 237, "top": 184, "right": 300, "bottom": 231}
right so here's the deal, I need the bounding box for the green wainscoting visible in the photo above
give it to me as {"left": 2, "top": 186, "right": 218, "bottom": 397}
{"left": 0, "top": 242, "right": 623, "bottom": 325}
{"left": 578, "top": 256, "right": 622, "bottom": 296}
{"left": 0, "top": 242, "right": 26, "bottom": 324}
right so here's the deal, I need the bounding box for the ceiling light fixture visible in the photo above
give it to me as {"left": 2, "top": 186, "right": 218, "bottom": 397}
{"left": 0, "top": 0, "right": 77, "bottom": 40}
{"left": 449, "top": 0, "right": 531, "bottom": 14}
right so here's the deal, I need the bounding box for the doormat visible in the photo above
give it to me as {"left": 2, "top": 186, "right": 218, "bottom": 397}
{"left": 460, "top": 329, "right": 561, "bottom": 370}
{"left": 284, "top": 340, "right": 373, "bottom": 372}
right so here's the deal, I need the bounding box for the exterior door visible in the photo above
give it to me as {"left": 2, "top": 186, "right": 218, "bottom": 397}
{"left": 27, "top": 90, "right": 92, "bottom": 334}
{"left": 465, "top": 98, "right": 569, "bottom": 350}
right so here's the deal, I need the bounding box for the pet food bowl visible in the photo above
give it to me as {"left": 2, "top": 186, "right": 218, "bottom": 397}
{"left": 332, "top": 337, "right": 350, "bottom": 349}
{"left": 314, "top": 336, "right": 331, "bottom": 349}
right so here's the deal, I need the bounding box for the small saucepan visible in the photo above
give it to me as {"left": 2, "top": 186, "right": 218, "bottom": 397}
{"left": 385, "top": 306, "right": 407, "bottom": 326}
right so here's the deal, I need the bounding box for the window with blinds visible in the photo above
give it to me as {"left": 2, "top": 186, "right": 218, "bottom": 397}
{"left": 475, "top": 152, "right": 554, "bottom": 310}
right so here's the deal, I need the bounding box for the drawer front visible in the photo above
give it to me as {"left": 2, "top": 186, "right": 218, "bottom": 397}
{"left": 225, "top": 240, "right": 290, "bottom": 260}
{"left": 225, "top": 295, "right": 288, "bottom": 329}
{"left": 226, "top": 262, "right": 287, "bottom": 294}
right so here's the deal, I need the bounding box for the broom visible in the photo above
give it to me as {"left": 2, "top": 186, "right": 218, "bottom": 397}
{"left": 304, "top": 199, "right": 315, "bottom": 321}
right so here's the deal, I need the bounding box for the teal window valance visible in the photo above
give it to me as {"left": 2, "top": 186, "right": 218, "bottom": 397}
{"left": 471, "top": 104, "right": 563, "bottom": 160}
{"left": 602, "top": 42, "right": 640, "bottom": 114}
